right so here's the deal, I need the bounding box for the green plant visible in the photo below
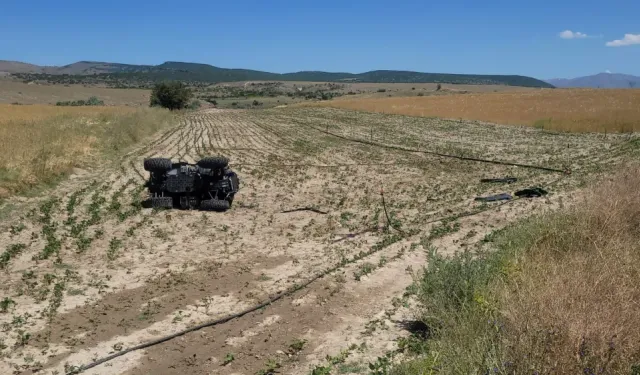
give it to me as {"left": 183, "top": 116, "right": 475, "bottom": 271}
{"left": 354, "top": 262, "right": 375, "bottom": 281}
{"left": 44, "top": 280, "right": 66, "bottom": 321}
{"left": 1, "top": 243, "right": 27, "bottom": 269}
{"left": 9, "top": 223, "right": 26, "bottom": 235}
{"left": 310, "top": 366, "right": 331, "bottom": 375}
{"left": 288, "top": 338, "right": 307, "bottom": 354}
{"left": 15, "top": 330, "right": 31, "bottom": 346}
{"left": 107, "top": 237, "right": 122, "bottom": 260}
{"left": 1, "top": 297, "right": 16, "bottom": 313}
{"left": 368, "top": 352, "right": 395, "bottom": 375}
{"left": 150, "top": 81, "right": 193, "bottom": 110}
{"left": 222, "top": 353, "right": 235, "bottom": 365}
{"left": 256, "top": 358, "right": 280, "bottom": 375}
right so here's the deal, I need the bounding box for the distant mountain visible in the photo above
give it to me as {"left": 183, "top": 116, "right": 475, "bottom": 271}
{"left": 0, "top": 60, "right": 49, "bottom": 74}
{"left": 546, "top": 73, "right": 640, "bottom": 88}
{"left": 1, "top": 59, "right": 554, "bottom": 88}
{"left": 0, "top": 60, "right": 156, "bottom": 75}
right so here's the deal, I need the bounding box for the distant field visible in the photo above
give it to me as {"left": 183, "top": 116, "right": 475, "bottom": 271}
{"left": 0, "top": 80, "right": 150, "bottom": 106}
{"left": 0, "top": 103, "right": 137, "bottom": 123}
{"left": 199, "top": 81, "right": 537, "bottom": 109}
{"left": 1, "top": 78, "right": 535, "bottom": 107}
{"left": 313, "top": 88, "right": 640, "bottom": 133}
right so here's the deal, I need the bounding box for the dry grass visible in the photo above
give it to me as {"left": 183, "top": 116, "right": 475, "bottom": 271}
{"left": 499, "top": 165, "right": 640, "bottom": 373}
{"left": 314, "top": 88, "right": 640, "bottom": 133}
{"left": 396, "top": 164, "right": 640, "bottom": 375}
{"left": 0, "top": 103, "right": 136, "bottom": 123}
{"left": 0, "top": 104, "right": 175, "bottom": 198}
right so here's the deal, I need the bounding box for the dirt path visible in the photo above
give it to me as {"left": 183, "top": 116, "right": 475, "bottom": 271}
{"left": 0, "top": 107, "right": 635, "bottom": 375}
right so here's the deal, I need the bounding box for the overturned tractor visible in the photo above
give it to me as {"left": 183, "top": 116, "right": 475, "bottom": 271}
{"left": 143, "top": 156, "right": 239, "bottom": 211}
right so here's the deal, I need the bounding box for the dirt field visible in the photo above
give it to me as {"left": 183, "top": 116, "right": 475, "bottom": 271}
{"left": 313, "top": 88, "right": 640, "bottom": 132}
{"left": 0, "top": 107, "right": 637, "bottom": 375}
{"left": 0, "top": 80, "right": 150, "bottom": 106}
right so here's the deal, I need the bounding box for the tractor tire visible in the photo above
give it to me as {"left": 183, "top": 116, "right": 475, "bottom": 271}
{"left": 144, "top": 158, "right": 172, "bottom": 172}
{"left": 151, "top": 196, "right": 173, "bottom": 209}
{"left": 200, "top": 199, "right": 230, "bottom": 212}
{"left": 197, "top": 156, "right": 229, "bottom": 170}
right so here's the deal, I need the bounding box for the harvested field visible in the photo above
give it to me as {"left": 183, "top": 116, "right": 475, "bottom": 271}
{"left": 313, "top": 88, "right": 640, "bottom": 133}
{"left": 0, "top": 107, "right": 638, "bottom": 375}
{"left": 0, "top": 80, "right": 150, "bottom": 106}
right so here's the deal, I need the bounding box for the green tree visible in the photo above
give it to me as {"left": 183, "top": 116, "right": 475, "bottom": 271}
{"left": 150, "top": 81, "right": 193, "bottom": 110}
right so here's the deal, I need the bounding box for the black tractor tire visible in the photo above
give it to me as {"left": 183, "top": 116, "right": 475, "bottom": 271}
{"left": 197, "top": 156, "right": 229, "bottom": 170}
{"left": 144, "top": 158, "right": 172, "bottom": 172}
{"left": 200, "top": 199, "right": 230, "bottom": 212}
{"left": 151, "top": 196, "right": 173, "bottom": 209}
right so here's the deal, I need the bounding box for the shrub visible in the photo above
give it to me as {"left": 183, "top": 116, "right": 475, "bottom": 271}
{"left": 187, "top": 100, "right": 201, "bottom": 110}
{"left": 55, "top": 97, "right": 104, "bottom": 106}
{"left": 150, "top": 81, "right": 193, "bottom": 110}
{"left": 86, "top": 96, "right": 104, "bottom": 106}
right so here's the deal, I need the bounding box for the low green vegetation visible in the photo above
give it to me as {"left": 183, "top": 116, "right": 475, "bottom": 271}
{"left": 55, "top": 96, "right": 104, "bottom": 106}
{"left": 390, "top": 168, "right": 640, "bottom": 375}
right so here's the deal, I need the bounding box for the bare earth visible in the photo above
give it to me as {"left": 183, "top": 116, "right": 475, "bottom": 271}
{"left": 0, "top": 107, "right": 636, "bottom": 375}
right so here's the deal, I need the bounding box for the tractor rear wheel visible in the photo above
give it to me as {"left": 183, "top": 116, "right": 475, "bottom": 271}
{"left": 197, "top": 156, "right": 229, "bottom": 170}
{"left": 200, "top": 199, "right": 230, "bottom": 211}
{"left": 144, "top": 158, "right": 172, "bottom": 172}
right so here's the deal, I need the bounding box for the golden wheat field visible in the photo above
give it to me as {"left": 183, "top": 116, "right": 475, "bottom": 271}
{"left": 0, "top": 104, "right": 174, "bottom": 198}
{"left": 315, "top": 88, "right": 640, "bottom": 133}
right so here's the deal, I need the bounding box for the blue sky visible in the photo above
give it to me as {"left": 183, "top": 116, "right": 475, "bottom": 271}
{"left": 1, "top": 0, "right": 639, "bottom": 79}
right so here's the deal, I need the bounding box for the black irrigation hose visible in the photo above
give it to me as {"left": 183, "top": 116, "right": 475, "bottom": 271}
{"left": 66, "top": 280, "right": 312, "bottom": 374}
{"left": 303, "top": 124, "right": 572, "bottom": 175}
{"left": 281, "top": 207, "right": 329, "bottom": 214}
{"left": 230, "top": 161, "right": 416, "bottom": 168}
{"left": 66, "top": 224, "right": 407, "bottom": 374}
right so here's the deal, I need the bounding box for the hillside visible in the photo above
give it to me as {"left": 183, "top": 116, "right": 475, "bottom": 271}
{"left": 3, "top": 60, "right": 554, "bottom": 88}
{"left": 0, "top": 60, "right": 48, "bottom": 74}
{"left": 546, "top": 72, "right": 640, "bottom": 88}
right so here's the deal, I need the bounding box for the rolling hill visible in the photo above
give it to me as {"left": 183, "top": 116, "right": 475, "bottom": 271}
{"left": 546, "top": 73, "right": 640, "bottom": 88}
{"left": 0, "top": 60, "right": 555, "bottom": 88}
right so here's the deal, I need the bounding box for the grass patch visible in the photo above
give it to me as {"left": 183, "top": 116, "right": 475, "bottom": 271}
{"left": 393, "top": 166, "right": 640, "bottom": 374}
